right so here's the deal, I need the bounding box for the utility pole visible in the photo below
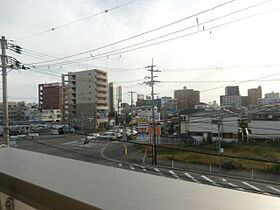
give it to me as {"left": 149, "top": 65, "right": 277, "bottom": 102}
{"left": 145, "top": 59, "right": 160, "bottom": 165}
{"left": 1, "top": 36, "right": 9, "bottom": 145}
{"left": 217, "top": 109, "right": 224, "bottom": 170}
{"left": 81, "top": 112, "right": 84, "bottom": 134}
{"left": 128, "top": 91, "right": 136, "bottom": 139}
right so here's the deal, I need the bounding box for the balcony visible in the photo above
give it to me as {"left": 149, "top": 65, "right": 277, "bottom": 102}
{"left": 96, "top": 86, "right": 107, "bottom": 92}
{"left": 0, "top": 147, "right": 278, "bottom": 210}
{"left": 96, "top": 80, "right": 107, "bottom": 86}
{"left": 96, "top": 92, "right": 107, "bottom": 98}
{"left": 96, "top": 99, "right": 108, "bottom": 104}
{"left": 96, "top": 105, "right": 108, "bottom": 110}
{"left": 95, "top": 73, "right": 107, "bottom": 80}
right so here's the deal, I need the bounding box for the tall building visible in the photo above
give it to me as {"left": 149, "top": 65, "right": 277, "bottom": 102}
{"left": 38, "top": 82, "right": 62, "bottom": 122}
{"left": 248, "top": 86, "right": 262, "bottom": 106}
{"left": 174, "top": 86, "right": 200, "bottom": 110}
{"left": 220, "top": 95, "right": 241, "bottom": 109}
{"left": 225, "top": 86, "right": 240, "bottom": 96}
{"left": 220, "top": 86, "right": 241, "bottom": 109}
{"left": 38, "top": 82, "right": 62, "bottom": 110}
{"left": 108, "top": 82, "right": 122, "bottom": 115}
{"left": 62, "top": 69, "right": 108, "bottom": 131}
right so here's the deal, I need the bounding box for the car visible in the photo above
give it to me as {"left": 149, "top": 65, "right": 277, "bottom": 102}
{"left": 86, "top": 133, "right": 100, "bottom": 140}
{"left": 126, "top": 129, "right": 138, "bottom": 136}
{"left": 100, "top": 132, "right": 117, "bottom": 140}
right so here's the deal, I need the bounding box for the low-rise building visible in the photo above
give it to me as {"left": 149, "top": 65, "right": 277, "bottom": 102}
{"left": 258, "top": 92, "right": 280, "bottom": 105}
{"left": 0, "top": 101, "right": 28, "bottom": 123}
{"left": 41, "top": 109, "right": 61, "bottom": 123}
{"left": 180, "top": 109, "right": 239, "bottom": 143}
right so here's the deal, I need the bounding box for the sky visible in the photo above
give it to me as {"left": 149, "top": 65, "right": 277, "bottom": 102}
{"left": 1, "top": 0, "right": 280, "bottom": 104}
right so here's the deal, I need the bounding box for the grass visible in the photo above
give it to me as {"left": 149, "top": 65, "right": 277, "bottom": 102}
{"left": 137, "top": 143, "right": 280, "bottom": 173}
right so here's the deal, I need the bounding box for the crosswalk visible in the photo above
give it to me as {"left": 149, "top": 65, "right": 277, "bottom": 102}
{"left": 242, "top": 181, "right": 262, "bottom": 192}
{"left": 184, "top": 172, "right": 198, "bottom": 182}
{"left": 58, "top": 140, "right": 280, "bottom": 197}
{"left": 267, "top": 186, "right": 280, "bottom": 193}
{"left": 115, "top": 162, "right": 280, "bottom": 196}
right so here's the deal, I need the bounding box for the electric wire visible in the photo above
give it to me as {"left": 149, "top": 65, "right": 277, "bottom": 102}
{"left": 25, "top": 0, "right": 236, "bottom": 65}
{"left": 14, "top": 0, "right": 142, "bottom": 41}
{"left": 34, "top": 5, "right": 278, "bottom": 68}
{"left": 28, "top": 0, "right": 276, "bottom": 69}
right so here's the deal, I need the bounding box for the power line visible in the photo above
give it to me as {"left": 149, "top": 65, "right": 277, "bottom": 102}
{"left": 161, "top": 79, "right": 280, "bottom": 84}
{"left": 14, "top": 0, "right": 141, "bottom": 41}
{"left": 200, "top": 72, "right": 280, "bottom": 93}
{"left": 28, "top": 0, "right": 275, "bottom": 68}
{"left": 91, "top": 7, "right": 279, "bottom": 61}
{"left": 39, "top": 4, "right": 278, "bottom": 69}
{"left": 25, "top": 0, "right": 235, "bottom": 66}
{"left": 161, "top": 64, "right": 280, "bottom": 72}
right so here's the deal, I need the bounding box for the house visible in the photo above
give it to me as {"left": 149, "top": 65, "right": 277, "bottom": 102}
{"left": 180, "top": 109, "right": 239, "bottom": 143}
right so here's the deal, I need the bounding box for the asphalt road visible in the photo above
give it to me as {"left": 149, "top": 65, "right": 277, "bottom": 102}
{"left": 11, "top": 134, "right": 280, "bottom": 198}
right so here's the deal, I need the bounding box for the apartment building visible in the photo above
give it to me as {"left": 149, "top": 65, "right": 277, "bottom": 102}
{"left": 248, "top": 86, "right": 262, "bottom": 106}
{"left": 220, "top": 86, "right": 241, "bottom": 109}
{"left": 62, "top": 69, "right": 108, "bottom": 131}
{"left": 174, "top": 86, "right": 200, "bottom": 110}
{"left": 225, "top": 86, "right": 240, "bottom": 96}
{"left": 38, "top": 82, "right": 62, "bottom": 110}
{"left": 38, "top": 82, "right": 62, "bottom": 122}
{"left": 0, "top": 102, "right": 27, "bottom": 123}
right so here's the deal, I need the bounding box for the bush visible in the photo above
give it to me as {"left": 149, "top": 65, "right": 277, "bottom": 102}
{"left": 268, "top": 164, "right": 280, "bottom": 174}
{"left": 222, "top": 159, "right": 239, "bottom": 170}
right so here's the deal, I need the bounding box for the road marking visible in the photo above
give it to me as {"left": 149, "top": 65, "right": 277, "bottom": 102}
{"left": 140, "top": 166, "right": 147, "bottom": 172}
{"left": 267, "top": 186, "right": 280, "bottom": 193}
{"left": 130, "top": 165, "right": 135, "bottom": 170}
{"left": 118, "top": 163, "right": 122, "bottom": 167}
{"left": 169, "top": 170, "right": 180, "bottom": 179}
{"left": 61, "top": 141, "right": 79, "bottom": 145}
{"left": 169, "top": 170, "right": 176, "bottom": 175}
{"left": 201, "top": 175, "right": 215, "bottom": 183}
{"left": 263, "top": 192, "right": 271, "bottom": 196}
{"left": 184, "top": 172, "right": 198, "bottom": 182}
{"left": 242, "top": 182, "right": 262, "bottom": 191}
{"left": 228, "top": 182, "right": 238, "bottom": 187}
{"left": 80, "top": 143, "right": 95, "bottom": 148}
{"left": 154, "top": 168, "right": 160, "bottom": 173}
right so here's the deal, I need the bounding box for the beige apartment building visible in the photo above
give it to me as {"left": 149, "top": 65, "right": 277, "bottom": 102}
{"left": 174, "top": 86, "right": 200, "bottom": 110}
{"left": 62, "top": 69, "right": 108, "bottom": 131}
{"left": 248, "top": 86, "right": 262, "bottom": 106}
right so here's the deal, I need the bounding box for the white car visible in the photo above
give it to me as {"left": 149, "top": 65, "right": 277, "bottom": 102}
{"left": 86, "top": 133, "right": 100, "bottom": 140}
{"left": 126, "top": 129, "right": 138, "bottom": 136}
{"left": 100, "top": 132, "right": 117, "bottom": 140}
